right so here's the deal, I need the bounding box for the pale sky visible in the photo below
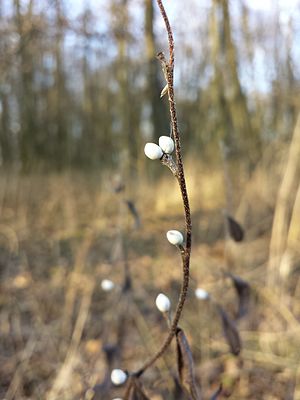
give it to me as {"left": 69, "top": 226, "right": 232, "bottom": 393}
{"left": 3, "top": 0, "right": 300, "bottom": 18}
{"left": 65, "top": 0, "right": 300, "bottom": 18}
{"left": 246, "top": 0, "right": 299, "bottom": 11}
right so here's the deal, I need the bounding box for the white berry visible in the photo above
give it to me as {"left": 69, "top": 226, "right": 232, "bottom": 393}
{"left": 159, "top": 136, "right": 174, "bottom": 154}
{"left": 195, "top": 288, "right": 209, "bottom": 300}
{"left": 111, "top": 369, "right": 127, "bottom": 385}
{"left": 144, "top": 143, "right": 163, "bottom": 160}
{"left": 155, "top": 293, "right": 171, "bottom": 312}
{"left": 101, "top": 279, "right": 115, "bottom": 291}
{"left": 166, "top": 230, "right": 184, "bottom": 246}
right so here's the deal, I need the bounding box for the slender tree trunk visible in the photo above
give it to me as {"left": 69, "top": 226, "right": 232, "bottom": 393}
{"left": 14, "top": 0, "right": 37, "bottom": 170}
{"left": 268, "top": 115, "right": 300, "bottom": 290}
{"left": 217, "top": 0, "right": 260, "bottom": 167}
{"left": 0, "top": 92, "right": 12, "bottom": 165}
{"left": 145, "top": 0, "right": 168, "bottom": 138}
{"left": 210, "top": 0, "right": 234, "bottom": 147}
{"left": 111, "top": 0, "right": 138, "bottom": 179}
{"left": 81, "top": 8, "right": 94, "bottom": 167}
{"left": 54, "top": 0, "right": 69, "bottom": 169}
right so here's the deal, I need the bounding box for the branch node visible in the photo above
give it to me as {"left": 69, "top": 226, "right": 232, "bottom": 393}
{"left": 161, "top": 153, "right": 178, "bottom": 176}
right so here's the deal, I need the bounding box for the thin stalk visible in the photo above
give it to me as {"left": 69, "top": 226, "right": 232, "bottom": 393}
{"left": 134, "top": 0, "right": 192, "bottom": 377}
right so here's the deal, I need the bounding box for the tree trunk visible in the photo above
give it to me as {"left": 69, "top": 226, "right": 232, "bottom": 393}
{"left": 216, "top": 0, "right": 260, "bottom": 167}
{"left": 14, "top": 0, "right": 37, "bottom": 170}
{"left": 54, "top": 0, "right": 69, "bottom": 169}
{"left": 0, "top": 92, "right": 12, "bottom": 165}
{"left": 145, "top": 0, "right": 168, "bottom": 138}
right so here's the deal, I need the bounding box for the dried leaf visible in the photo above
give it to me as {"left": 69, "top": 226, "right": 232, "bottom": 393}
{"left": 210, "top": 384, "right": 223, "bottom": 400}
{"left": 122, "top": 272, "right": 132, "bottom": 293}
{"left": 160, "top": 83, "right": 168, "bottom": 98}
{"left": 227, "top": 273, "right": 251, "bottom": 318}
{"left": 217, "top": 306, "right": 241, "bottom": 355}
{"left": 176, "top": 328, "right": 201, "bottom": 400}
{"left": 172, "top": 376, "right": 186, "bottom": 399}
{"left": 91, "top": 379, "right": 111, "bottom": 399}
{"left": 226, "top": 215, "right": 244, "bottom": 242}
{"left": 102, "top": 343, "right": 119, "bottom": 366}
{"left": 125, "top": 200, "right": 141, "bottom": 229}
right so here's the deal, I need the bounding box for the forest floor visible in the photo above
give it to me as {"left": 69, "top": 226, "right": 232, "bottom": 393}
{"left": 0, "top": 158, "right": 299, "bottom": 399}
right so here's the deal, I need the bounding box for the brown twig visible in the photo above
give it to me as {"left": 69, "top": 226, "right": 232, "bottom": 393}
{"left": 134, "top": 0, "right": 192, "bottom": 377}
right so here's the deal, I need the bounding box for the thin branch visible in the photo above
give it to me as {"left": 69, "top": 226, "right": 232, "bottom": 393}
{"left": 134, "top": 0, "right": 192, "bottom": 376}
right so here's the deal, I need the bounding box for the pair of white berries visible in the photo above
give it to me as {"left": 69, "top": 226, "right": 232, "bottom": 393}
{"left": 144, "top": 136, "right": 175, "bottom": 160}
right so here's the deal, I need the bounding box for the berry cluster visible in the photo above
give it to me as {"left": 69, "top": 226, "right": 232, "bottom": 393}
{"left": 144, "top": 136, "right": 175, "bottom": 160}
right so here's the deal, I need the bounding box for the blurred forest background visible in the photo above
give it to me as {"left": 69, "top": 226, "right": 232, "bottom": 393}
{"left": 1, "top": 0, "right": 299, "bottom": 172}
{"left": 1, "top": 0, "right": 300, "bottom": 399}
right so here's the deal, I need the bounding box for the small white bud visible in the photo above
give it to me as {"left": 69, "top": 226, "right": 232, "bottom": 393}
{"left": 159, "top": 136, "right": 174, "bottom": 154}
{"left": 166, "top": 230, "right": 184, "bottom": 246}
{"left": 144, "top": 143, "right": 163, "bottom": 160}
{"left": 155, "top": 293, "right": 171, "bottom": 312}
{"left": 101, "top": 279, "right": 115, "bottom": 291}
{"left": 111, "top": 369, "right": 127, "bottom": 386}
{"left": 195, "top": 288, "right": 209, "bottom": 300}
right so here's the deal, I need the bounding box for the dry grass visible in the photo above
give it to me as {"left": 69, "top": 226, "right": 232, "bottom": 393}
{"left": 0, "top": 147, "right": 300, "bottom": 399}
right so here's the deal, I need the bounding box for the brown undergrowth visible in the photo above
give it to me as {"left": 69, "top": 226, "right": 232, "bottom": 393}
{"left": 0, "top": 152, "right": 299, "bottom": 399}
